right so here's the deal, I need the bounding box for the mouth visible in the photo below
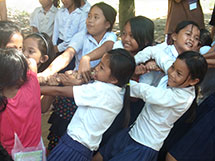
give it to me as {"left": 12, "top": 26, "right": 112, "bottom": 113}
{"left": 185, "top": 42, "right": 193, "bottom": 48}
{"left": 123, "top": 42, "right": 131, "bottom": 49}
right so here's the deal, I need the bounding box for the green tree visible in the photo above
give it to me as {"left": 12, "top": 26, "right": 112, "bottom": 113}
{"left": 119, "top": 0, "right": 135, "bottom": 34}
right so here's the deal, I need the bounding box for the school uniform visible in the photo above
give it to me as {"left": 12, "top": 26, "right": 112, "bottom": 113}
{"left": 69, "top": 31, "right": 117, "bottom": 70}
{"left": 100, "top": 47, "right": 195, "bottom": 161}
{"left": 30, "top": 5, "right": 58, "bottom": 37}
{"left": 52, "top": 6, "right": 87, "bottom": 52}
{"left": 48, "top": 81, "right": 125, "bottom": 161}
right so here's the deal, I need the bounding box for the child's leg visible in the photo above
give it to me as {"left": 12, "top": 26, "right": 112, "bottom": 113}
{"left": 92, "top": 152, "right": 103, "bottom": 161}
{"left": 166, "top": 152, "right": 177, "bottom": 161}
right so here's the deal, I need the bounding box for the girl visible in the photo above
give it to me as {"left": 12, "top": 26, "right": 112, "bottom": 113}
{"left": 113, "top": 16, "right": 154, "bottom": 56}
{"left": 23, "top": 32, "right": 56, "bottom": 73}
{"left": 52, "top": 0, "right": 86, "bottom": 54}
{"left": 30, "top": 0, "right": 59, "bottom": 37}
{"left": 39, "top": 2, "right": 117, "bottom": 153}
{"left": 0, "top": 21, "right": 23, "bottom": 51}
{"left": 0, "top": 49, "right": 42, "bottom": 156}
{"left": 40, "top": 49, "right": 136, "bottom": 161}
{"left": 100, "top": 15, "right": 155, "bottom": 148}
{"left": 93, "top": 50, "right": 207, "bottom": 161}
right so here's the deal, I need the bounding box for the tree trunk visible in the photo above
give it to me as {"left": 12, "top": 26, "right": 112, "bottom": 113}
{"left": 119, "top": 0, "right": 135, "bottom": 34}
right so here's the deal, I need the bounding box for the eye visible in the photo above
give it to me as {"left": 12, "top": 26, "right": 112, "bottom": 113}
{"left": 94, "top": 15, "right": 99, "bottom": 19}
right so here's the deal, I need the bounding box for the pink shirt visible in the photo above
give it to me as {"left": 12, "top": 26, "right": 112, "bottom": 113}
{"left": 0, "top": 71, "right": 41, "bottom": 154}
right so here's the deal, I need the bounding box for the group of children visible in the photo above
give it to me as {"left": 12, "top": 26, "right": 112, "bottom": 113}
{"left": 0, "top": 0, "right": 214, "bottom": 161}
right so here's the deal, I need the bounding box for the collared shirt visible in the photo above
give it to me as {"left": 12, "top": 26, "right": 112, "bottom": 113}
{"left": 67, "top": 81, "right": 125, "bottom": 151}
{"left": 69, "top": 31, "right": 117, "bottom": 70}
{"left": 130, "top": 48, "right": 195, "bottom": 151}
{"left": 52, "top": 7, "right": 87, "bottom": 52}
{"left": 30, "top": 5, "right": 58, "bottom": 37}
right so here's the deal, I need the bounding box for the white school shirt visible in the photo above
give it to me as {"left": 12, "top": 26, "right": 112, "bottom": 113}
{"left": 67, "top": 81, "right": 125, "bottom": 151}
{"left": 69, "top": 31, "right": 117, "bottom": 70}
{"left": 80, "top": 0, "right": 91, "bottom": 13}
{"left": 130, "top": 46, "right": 195, "bottom": 151}
{"left": 30, "top": 5, "right": 58, "bottom": 37}
{"left": 52, "top": 7, "right": 87, "bottom": 52}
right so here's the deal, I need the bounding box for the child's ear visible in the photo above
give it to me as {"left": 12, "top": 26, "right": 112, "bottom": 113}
{"left": 110, "top": 76, "right": 118, "bottom": 85}
{"left": 189, "top": 78, "right": 200, "bottom": 86}
{"left": 105, "top": 21, "right": 111, "bottom": 30}
{"left": 171, "top": 33, "right": 177, "bottom": 41}
{"left": 40, "top": 55, "right": 49, "bottom": 63}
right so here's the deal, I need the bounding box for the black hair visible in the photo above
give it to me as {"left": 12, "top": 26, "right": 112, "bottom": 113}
{"left": 199, "top": 28, "right": 212, "bottom": 46}
{"left": 24, "top": 32, "right": 56, "bottom": 72}
{"left": 107, "top": 48, "right": 136, "bottom": 127}
{"left": 0, "top": 49, "right": 28, "bottom": 112}
{"left": 53, "top": 0, "right": 60, "bottom": 8}
{"left": 74, "top": 0, "right": 81, "bottom": 8}
{"left": 125, "top": 16, "right": 154, "bottom": 51}
{"left": 0, "top": 21, "right": 22, "bottom": 48}
{"left": 177, "top": 51, "right": 208, "bottom": 122}
{"left": 174, "top": 20, "right": 200, "bottom": 34}
{"left": 91, "top": 2, "right": 117, "bottom": 32}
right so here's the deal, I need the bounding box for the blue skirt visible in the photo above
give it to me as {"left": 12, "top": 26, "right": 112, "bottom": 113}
{"left": 100, "top": 128, "right": 158, "bottom": 161}
{"left": 169, "top": 93, "right": 215, "bottom": 161}
{"left": 47, "top": 133, "right": 93, "bottom": 161}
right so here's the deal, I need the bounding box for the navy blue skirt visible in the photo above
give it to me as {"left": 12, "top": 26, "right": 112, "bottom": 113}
{"left": 47, "top": 133, "right": 93, "bottom": 161}
{"left": 100, "top": 128, "right": 158, "bottom": 161}
{"left": 169, "top": 93, "right": 215, "bottom": 161}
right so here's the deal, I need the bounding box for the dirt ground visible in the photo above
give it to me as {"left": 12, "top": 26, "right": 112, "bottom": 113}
{"left": 7, "top": 3, "right": 213, "bottom": 147}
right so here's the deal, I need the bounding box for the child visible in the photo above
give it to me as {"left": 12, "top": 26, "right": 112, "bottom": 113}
{"left": 0, "top": 21, "right": 23, "bottom": 51}
{"left": 40, "top": 49, "right": 136, "bottom": 161}
{"left": 93, "top": 50, "right": 207, "bottom": 161}
{"left": 52, "top": 0, "right": 86, "bottom": 54}
{"left": 113, "top": 16, "right": 154, "bottom": 56}
{"left": 23, "top": 32, "right": 56, "bottom": 73}
{"left": 100, "top": 15, "right": 155, "bottom": 148}
{"left": 198, "top": 28, "right": 213, "bottom": 55}
{"left": 0, "top": 49, "right": 42, "bottom": 156}
{"left": 40, "top": 2, "right": 117, "bottom": 153}
{"left": 30, "top": 0, "right": 59, "bottom": 38}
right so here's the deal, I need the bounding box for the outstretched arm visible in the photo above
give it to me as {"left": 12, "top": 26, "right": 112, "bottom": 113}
{"left": 41, "top": 86, "right": 74, "bottom": 98}
{"left": 41, "top": 47, "right": 76, "bottom": 76}
{"left": 78, "top": 41, "right": 114, "bottom": 82}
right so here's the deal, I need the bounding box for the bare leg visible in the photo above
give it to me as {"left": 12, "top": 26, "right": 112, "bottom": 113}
{"left": 92, "top": 152, "right": 103, "bottom": 161}
{"left": 166, "top": 152, "right": 177, "bottom": 161}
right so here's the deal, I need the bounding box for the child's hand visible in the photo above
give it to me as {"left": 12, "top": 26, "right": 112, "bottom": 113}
{"left": 135, "top": 64, "right": 147, "bottom": 75}
{"left": 78, "top": 55, "right": 91, "bottom": 83}
{"left": 46, "top": 74, "right": 60, "bottom": 86}
{"left": 58, "top": 72, "right": 83, "bottom": 86}
{"left": 145, "top": 60, "right": 161, "bottom": 72}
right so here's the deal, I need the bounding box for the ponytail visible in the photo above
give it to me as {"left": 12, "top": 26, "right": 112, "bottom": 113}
{"left": 122, "top": 83, "right": 131, "bottom": 128}
{"left": 185, "top": 85, "right": 198, "bottom": 123}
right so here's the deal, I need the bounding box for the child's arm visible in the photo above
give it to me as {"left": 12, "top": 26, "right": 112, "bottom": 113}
{"left": 41, "top": 47, "right": 76, "bottom": 76}
{"left": 78, "top": 41, "right": 114, "bottom": 82}
{"left": 41, "top": 85, "right": 74, "bottom": 98}
{"left": 135, "top": 46, "right": 173, "bottom": 74}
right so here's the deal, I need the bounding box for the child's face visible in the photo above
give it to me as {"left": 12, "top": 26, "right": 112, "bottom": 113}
{"left": 93, "top": 53, "right": 117, "bottom": 84}
{"left": 6, "top": 32, "right": 23, "bottom": 51}
{"left": 61, "top": 0, "right": 73, "bottom": 10}
{"left": 86, "top": 6, "right": 110, "bottom": 41}
{"left": 23, "top": 37, "right": 42, "bottom": 66}
{"left": 172, "top": 24, "right": 200, "bottom": 54}
{"left": 39, "top": 0, "right": 52, "bottom": 8}
{"left": 121, "top": 22, "right": 139, "bottom": 56}
{"left": 167, "top": 58, "right": 196, "bottom": 88}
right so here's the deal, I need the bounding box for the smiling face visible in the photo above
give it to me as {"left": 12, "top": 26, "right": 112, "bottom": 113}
{"left": 167, "top": 58, "right": 197, "bottom": 88}
{"left": 93, "top": 53, "right": 117, "bottom": 84}
{"left": 172, "top": 24, "right": 200, "bottom": 54}
{"left": 121, "top": 22, "right": 139, "bottom": 56}
{"left": 23, "top": 37, "right": 42, "bottom": 66}
{"left": 6, "top": 32, "right": 23, "bottom": 51}
{"left": 86, "top": 6, "right": 110, "bottom": 43}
